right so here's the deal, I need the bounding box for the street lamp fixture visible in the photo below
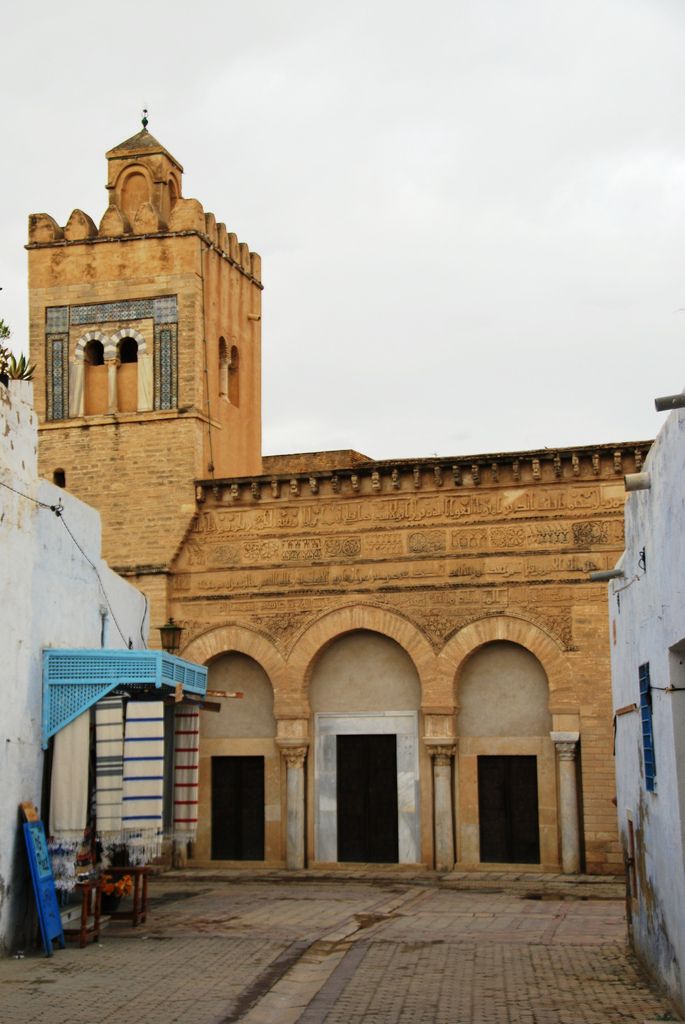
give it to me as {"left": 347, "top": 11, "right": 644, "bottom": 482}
{"left": 159, "top": 617, "right": 183, "bottom": 655}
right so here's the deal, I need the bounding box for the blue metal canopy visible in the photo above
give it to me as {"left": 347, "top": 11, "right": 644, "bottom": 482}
{"left": 42, "top": 648, "right": 208, "bottom": 748}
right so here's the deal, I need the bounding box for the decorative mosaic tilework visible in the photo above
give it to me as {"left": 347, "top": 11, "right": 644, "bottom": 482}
{"left": 153, "top": 296, "right": 178, "bottom": 324}
{"left": 46, "top": 307, "right": 69, "bottom": 332}
{"left": 70, "top": 298, "right": 154, "bottom": 326}
{"left": 154, "top": 323, "right": 178, "bottom": 410}
{"left": 46, "top": 335, "right": 69, "bottom": 420}
{"left": 44, "top": 294, "right": 178, "bottom": 417}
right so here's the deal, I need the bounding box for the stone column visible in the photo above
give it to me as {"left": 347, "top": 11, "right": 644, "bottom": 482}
{"left": 430, "top": 744, "right": 456, "bottom": 871}
{"left": 106, "top": 358, "right": 118, "bottom": 414}
{"left": 282, "top": 745, "right": 308, "bottom": 870}
{"left": 551, "top": 731, "right": 581, "bottom": 874}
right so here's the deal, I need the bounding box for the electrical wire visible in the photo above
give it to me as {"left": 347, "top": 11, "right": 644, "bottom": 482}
{"left": 0, "top": 478, "right": 63, "bottom": 514}
{"left": 140, "top": 592, "right": 149, "bottom": 650}
{"left": 57, "top": 513, "right": 130, "bottom": 648}
{"left": 1, "top": 477, "right": 138, "bottom": 649}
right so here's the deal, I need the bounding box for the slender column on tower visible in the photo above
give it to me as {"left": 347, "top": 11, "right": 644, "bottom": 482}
{"left": 429, "top": 744, "right": 456, "bottom": 871}
{"left": 551, "top": 731, "right": 581, "bottom": 874}
{"left": 106, "top": 358, "right": 118, "bottom": 414}
{"left": 281, "top": 744, "right": 308, "bottom": 870}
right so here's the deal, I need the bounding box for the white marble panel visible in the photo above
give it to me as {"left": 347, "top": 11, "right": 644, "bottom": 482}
{"left": 314, "top": 712, "right": 420, "bottom": 863}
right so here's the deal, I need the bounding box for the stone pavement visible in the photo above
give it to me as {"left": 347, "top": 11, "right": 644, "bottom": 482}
{"left": 0, "top": 874, "right": 679, "bottom": 1024}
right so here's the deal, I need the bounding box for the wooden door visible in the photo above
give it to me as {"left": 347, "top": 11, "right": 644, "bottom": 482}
{"left": 336, "top": 734, "right": 399, "bottom": 863}
{"left": 211, "top": 756, "right": 264, "bottom": 860}
{"left": 477, "top": 755, "right": 540, "bottom": 864}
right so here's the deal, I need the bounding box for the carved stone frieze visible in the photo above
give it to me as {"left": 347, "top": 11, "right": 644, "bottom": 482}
{"left": 251, "top": 612, "right": 310, "bottom": 645}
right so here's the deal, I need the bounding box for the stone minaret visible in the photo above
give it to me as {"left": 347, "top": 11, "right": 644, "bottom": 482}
{"left": 28, "top": 124, "right": 263, "bottom": 628}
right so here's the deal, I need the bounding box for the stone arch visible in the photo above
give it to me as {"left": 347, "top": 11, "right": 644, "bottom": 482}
{"left": 75, "top": 331, "right": 115, "bottom": 361}
{"left": 110, "top": 327, "right": 147, "bottom": 356}
{"left": 288, "top": 604, "right": 437, "bottom": 708}
{"left": 180, "top": 623, "right": 289, "bottom": 702}
{"left": 116, "top": 164, "right": 152, "bottom": 225}
{"left": 440, "top": 614, "right": 575, "bottom": 713}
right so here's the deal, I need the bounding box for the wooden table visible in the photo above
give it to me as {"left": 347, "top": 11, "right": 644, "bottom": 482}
{"left": 63, "top": 879, "right": 101, "bottom": 948}
{"left": 105, "top": 866, "right": 150, "bottom": 927}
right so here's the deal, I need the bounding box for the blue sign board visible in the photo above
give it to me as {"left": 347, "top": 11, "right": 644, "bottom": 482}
{"left": 23, "top": 821, "right": 65, "bottom": 956}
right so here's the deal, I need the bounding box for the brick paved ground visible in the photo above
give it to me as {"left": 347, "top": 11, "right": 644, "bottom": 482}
{"left": 0, "top": 876, "right": 679, "bottom": 1024}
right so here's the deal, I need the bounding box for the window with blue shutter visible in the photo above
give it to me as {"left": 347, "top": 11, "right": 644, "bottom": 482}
{"left": 639, "top": 663, "right": 656, "bottom": 792}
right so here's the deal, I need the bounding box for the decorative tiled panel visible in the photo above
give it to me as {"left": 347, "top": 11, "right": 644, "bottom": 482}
{"left": 46, "top": 335, "right": 69, "bottom": 420}
{"left": 70, "top": 298, "right": 155, "bottom": 326}
{"left": 44, "top": 295, "right": 179, "bottom": 417}
{"left": 154, "top": 323, "right": 178, "bottom": 410}
{"left": 46, "top": 306, "right": 69, "bottom": 332}
{"left": 153, "top": 296, "right": 178, "bottom": 324}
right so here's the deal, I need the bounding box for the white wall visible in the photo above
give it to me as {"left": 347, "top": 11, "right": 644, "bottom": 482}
{"left": 610, "top": 404, "right": 685, "bottom": 1016}
{"left": 0, "top": 382, "right": 148, "bottom": 954}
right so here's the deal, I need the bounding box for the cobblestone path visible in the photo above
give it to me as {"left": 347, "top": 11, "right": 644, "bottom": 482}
{"left": 0, "top": 877, "right": 679, "bottom": 1024}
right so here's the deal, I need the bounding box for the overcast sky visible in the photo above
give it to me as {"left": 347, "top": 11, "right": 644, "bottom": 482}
{"left": 3, "top": 1, "right": 685, "bottom": 460}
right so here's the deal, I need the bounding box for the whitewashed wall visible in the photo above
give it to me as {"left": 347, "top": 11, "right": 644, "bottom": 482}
{"left": 610, "top": 404, "right": 685, "bottom": 1017}
{"left": 0, "top": 382, "right": 148, "bottom": 954}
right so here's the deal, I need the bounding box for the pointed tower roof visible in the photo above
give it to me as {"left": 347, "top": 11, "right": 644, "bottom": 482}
{"left": 106, "top": 128, "right": 183, "bottom": 172}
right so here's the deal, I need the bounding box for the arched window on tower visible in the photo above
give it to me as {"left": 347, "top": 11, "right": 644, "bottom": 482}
{"left": 117, "top": 337, "right": 138, "bottom": 413}
{"left": 84, "top": 339, "right": 107, "bottom": 415}
{"left": 228, "top": 345, "right": 240, "bottom": 406}
{"left": 219, "top": 337, "right": 229, "bottom": 399}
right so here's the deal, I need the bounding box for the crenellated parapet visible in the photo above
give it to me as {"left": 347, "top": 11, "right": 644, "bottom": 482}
{"left": 26, "top": 127, "right": 261, "bottom": 286}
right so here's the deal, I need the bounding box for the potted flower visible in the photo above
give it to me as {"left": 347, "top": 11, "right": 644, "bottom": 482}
{"left": 100, "top": 872, "right": 133, "bottom": 913}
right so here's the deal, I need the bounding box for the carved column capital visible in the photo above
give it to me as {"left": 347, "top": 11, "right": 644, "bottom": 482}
{"left": 280, "top": 744, "right": 308, "bottom": 769}
{"left": 550, "top": 731, "right": 579, "bottom": 762}
{"left": 428, "top": 744, "right": 457, "bottom": 766}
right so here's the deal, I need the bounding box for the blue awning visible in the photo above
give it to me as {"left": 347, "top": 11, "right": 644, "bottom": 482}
{"left": 42, "top": 648, "right": 208, "bottom": 748}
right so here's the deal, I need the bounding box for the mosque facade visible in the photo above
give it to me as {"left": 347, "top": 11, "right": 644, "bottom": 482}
{"left": 28, "top": 128, "right": 647, "bottom": 874}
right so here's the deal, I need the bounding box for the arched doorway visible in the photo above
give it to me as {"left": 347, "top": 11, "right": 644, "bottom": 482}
{"left": 310, "top": 630, "right": 421, "bottom": 864}
{"left": 196, "top": 652, "right": 278, "bottom": 863}
{"left": 456, "top": 640, "right": 554, "bottom": 867}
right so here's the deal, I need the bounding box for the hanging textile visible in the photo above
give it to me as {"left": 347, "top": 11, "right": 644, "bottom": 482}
{"left": 122, "top": 700, "right": 164, "bottom": 865}
{"left": 94, "top": 694, "right": 124, "bottom": 857}
{"left": 173, "top": 706, "right": 200, "bottom": 840}
{"left": 48, "top": 709, "right": 91, "bottom": 890}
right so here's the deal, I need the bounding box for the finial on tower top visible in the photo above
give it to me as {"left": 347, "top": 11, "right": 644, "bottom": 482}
{"left": 142, "top": 108, "right": 149, "bottom": 130}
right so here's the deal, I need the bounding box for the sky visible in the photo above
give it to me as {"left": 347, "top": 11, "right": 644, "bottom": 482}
{"left": 3, "top": 0, "right": 685, "bottom": 460}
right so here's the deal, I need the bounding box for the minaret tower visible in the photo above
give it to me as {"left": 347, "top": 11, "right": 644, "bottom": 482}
{"left": 28, "top": 119, "right": 263, "bottom": 623}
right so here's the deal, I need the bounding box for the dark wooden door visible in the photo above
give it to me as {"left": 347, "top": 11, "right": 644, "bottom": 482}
{"left": 211, "top": 756, "right": 265, "bottom": 860}
{"left": 336, "top": 734, "right": 399, "bottom": 863}
{"left": 477, "top": 755, "right": 540, "bottom": 864}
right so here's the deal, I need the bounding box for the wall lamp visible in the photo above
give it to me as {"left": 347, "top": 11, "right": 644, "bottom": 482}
{"left": 159, "top": 617, "right": 183, "bottom": 654}
{"left": 589, "top": 569, "right": 625, "bottom": 583}
{"left": 655, "top": 392, "right": 685, "bottom": 412}
{"left": 624, "top": 472, "right": 651, "bottom": 492}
